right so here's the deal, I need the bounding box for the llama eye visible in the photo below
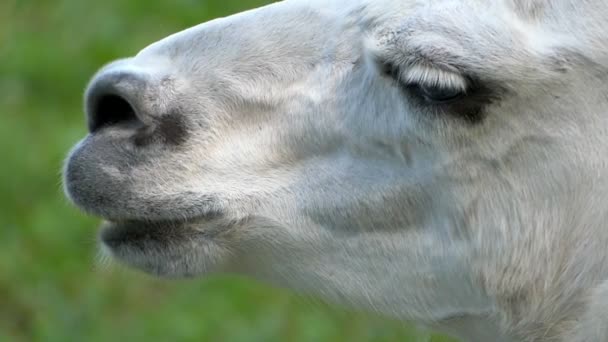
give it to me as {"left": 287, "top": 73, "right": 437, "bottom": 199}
{"left": 410, "top": 83, "right": 465, "bottom": 103}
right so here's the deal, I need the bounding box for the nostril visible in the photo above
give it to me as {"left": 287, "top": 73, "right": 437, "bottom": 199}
{"left": 89, "top": 94, "right": 142, "bottom": 133}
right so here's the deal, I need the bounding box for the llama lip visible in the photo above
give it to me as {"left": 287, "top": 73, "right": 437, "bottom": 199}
{"left": 99, "top": 216, "right": 221, "bottom": 249}
{"left": 100, "top": 220, "right": 189, "bottom": 248}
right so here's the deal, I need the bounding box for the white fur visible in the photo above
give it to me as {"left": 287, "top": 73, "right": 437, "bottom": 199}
{"left": 64, "top": 0, "right": 608, "bottom": 341}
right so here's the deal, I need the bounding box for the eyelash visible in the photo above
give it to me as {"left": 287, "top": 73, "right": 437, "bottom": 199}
{"left": 379, "top": 61, "right": 468, "bottom": 104}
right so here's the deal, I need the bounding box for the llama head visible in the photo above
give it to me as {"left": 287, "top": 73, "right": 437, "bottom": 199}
{"left": 64, "top": 0, "right": 608, "bottom": 334}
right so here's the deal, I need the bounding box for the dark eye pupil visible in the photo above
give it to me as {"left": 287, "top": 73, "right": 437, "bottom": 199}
{"left": 416, "top": 84, "right": 463, "bottom": 103}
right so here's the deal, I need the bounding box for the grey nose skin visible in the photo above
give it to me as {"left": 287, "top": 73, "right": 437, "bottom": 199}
{"left": 85, "top": 64, "right": 151, "bottom": 133}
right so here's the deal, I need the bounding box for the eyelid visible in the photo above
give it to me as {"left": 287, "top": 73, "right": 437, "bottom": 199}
{"left": 400, "top": 64, "right": 468, "bottom": 91}
{"left": 376, "top": 56, "right": 468, "bottom": 91}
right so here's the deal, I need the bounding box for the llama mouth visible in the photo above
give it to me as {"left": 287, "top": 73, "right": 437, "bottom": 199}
{"left": 99, "top": 216, "right": 221, "bottom": 250}
{"left": 98, "top": 216, "right": 235, "bottom": 277}
{"left": 97, "top": 201, "right": 227, "bottom": 249}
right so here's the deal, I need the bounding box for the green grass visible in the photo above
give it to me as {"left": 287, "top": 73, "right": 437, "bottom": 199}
{"left": 0, "top": 0, "right": 455, "bottom": 340}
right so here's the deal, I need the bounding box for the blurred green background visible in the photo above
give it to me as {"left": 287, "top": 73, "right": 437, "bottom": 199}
{"left": 1, "top": 0, "right": 455, "bottom": 341}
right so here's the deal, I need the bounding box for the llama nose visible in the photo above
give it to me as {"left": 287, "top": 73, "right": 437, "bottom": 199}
{"left": 85, "top": 63, "right": 151, "bottom": 133}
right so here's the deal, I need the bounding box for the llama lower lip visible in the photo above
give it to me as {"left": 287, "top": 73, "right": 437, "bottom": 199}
{"left": 100, "top": 219, "right": 196, "bottom": 249}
